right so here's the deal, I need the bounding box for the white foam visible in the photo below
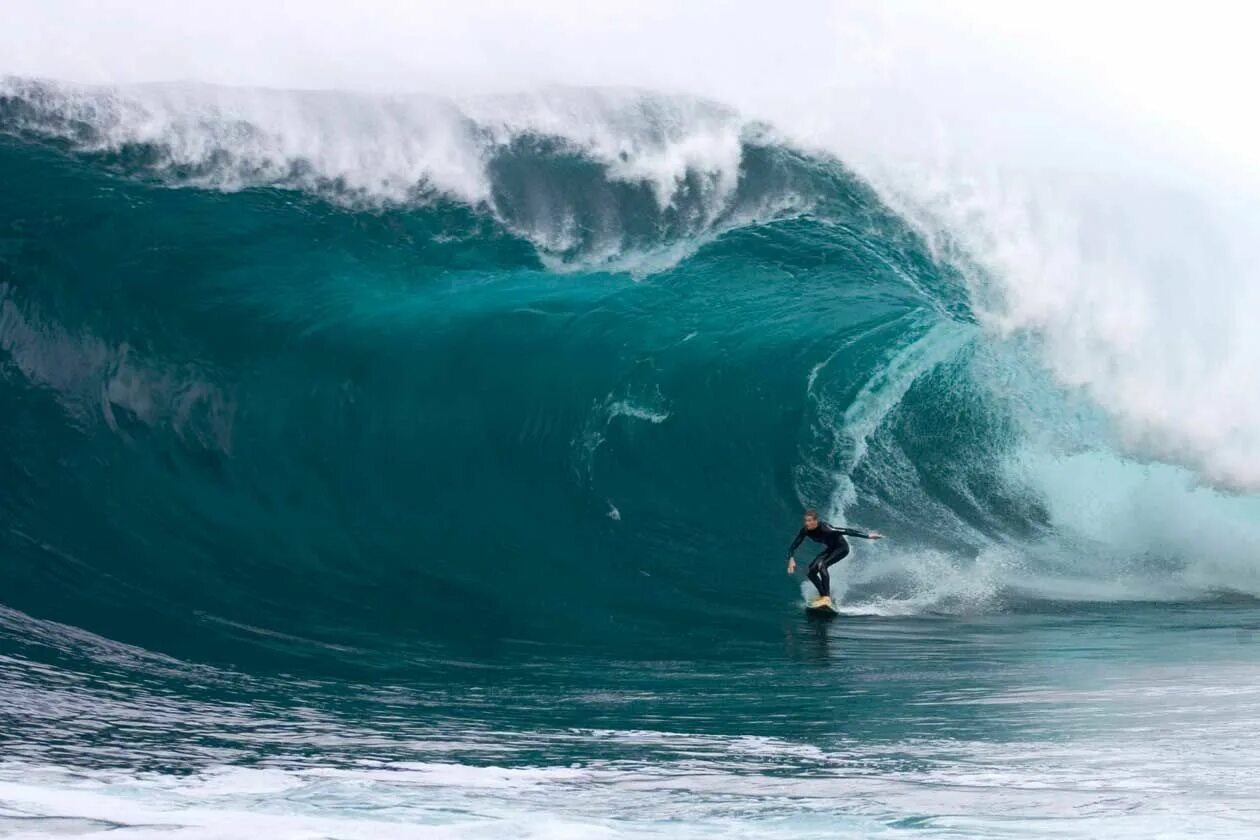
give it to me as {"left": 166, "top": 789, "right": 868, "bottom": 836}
{"left": 5, "top": 720, "right": 1260, "bottom": 840}
{"left": 816, "top": 544, "right": 1014, "bottom": 615}
{"left": 816, "top": 440, "right": 1260, "bottom": 611}
{"left": 461, "top": 90, "right": 746, "bottom": 213}
{"left": 606, "top": 400, "right": 670, "bottom": 425}
{"left": 1, "top": 78, "right": 493, "bottom": 203}
{"left": 1, "top": 78, "right": 759, "bottom": 269}
{"left": 863, "top": 163, "right": 1260, "bottom": 492}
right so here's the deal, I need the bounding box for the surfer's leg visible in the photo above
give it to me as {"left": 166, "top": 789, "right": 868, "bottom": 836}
{"left": 808, "top": 550, "right": 835, "bottom": 597}
{"left": 810, "top": 544, "right": 850, "bottom": 598}
{"left": 806, "top": 561, "right": 825, "bottom": 596}
{"left": 823, "top": 542, "right": 850, "bottom": 572}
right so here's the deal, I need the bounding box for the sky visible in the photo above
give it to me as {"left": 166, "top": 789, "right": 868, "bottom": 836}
{"left": 3, "top": 0, "right": 1259, "bottom": 184}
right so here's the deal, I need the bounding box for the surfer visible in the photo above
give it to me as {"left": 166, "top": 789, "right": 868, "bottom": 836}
{"left": 786, "top": 509, "right": 882, "bottom": 609}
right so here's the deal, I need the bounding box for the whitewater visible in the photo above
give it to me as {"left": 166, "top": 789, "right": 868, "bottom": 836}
{"left": 3, "top": 2, "right": 1260, "bottom": 838}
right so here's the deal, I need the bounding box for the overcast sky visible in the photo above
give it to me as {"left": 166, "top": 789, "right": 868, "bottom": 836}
{"left": 3, "top": 1, "right": 1258, "bottom": 185}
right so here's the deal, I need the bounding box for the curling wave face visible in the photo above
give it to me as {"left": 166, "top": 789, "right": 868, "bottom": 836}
{"left": 2, "top": 78, "right": 1259, "bottom": 670}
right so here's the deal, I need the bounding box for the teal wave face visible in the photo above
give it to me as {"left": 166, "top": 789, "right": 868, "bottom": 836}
{"left": 0, "top": 132, "right": 961, "bottom": 658}
{"left": 3, "top": 86, "right": 1258, "bottom": 675}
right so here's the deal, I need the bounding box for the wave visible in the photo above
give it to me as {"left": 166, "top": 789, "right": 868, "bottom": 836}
{"left": 1, "top": 77, "right": 826, "bottom": 271}
{"left": 2, "top": 78, "right": 1259, "bottom": 666}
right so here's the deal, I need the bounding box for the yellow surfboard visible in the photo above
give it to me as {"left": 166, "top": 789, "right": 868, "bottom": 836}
{"left": 805, "top": 600, "right": 839, "bottom": 616}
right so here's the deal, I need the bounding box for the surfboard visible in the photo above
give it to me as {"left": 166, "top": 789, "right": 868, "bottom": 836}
{"left": 805, "top": 601, "right": 839, "bottom": 616}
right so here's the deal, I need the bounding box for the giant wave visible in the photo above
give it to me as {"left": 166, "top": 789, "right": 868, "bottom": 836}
{"left": 2, "top": 78, "right": 1259, "bottom": 668}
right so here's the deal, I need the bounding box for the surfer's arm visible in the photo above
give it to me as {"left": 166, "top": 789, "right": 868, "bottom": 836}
{"left": 787, "top": 529, "right": 806, "bottom": 559}
{"left": 837, "top": 526, "right": 883, "bottom": 539}
{"left": 786, "top": 529, "right": 806, "bottom": 573}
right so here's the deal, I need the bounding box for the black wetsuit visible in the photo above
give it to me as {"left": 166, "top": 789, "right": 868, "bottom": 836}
{"left": 788, "top": 522, "right": 876, "bottom": 598}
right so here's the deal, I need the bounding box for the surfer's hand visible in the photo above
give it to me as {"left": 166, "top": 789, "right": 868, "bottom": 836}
{"left": 869, "top": 532, "right": 883, "bottom": 540}
{"left": 786, "top": 558, "right": 796, "bottom": 574}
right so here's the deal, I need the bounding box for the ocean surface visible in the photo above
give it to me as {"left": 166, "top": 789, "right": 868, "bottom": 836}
{"left": 2, "top": 77, "right": 1260, "bottom": 838}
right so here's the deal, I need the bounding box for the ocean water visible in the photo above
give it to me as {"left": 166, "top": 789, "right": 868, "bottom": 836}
{"left": 2, "top": 77, "right": 1260, "bottom": 838}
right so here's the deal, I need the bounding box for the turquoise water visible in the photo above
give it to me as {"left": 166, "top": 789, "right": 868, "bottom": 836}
{"left": 5, "top": 602, "right": 1260, "bottom": 837}
{"left": 2, "top": 79, "right": 1260, "bottom": 838}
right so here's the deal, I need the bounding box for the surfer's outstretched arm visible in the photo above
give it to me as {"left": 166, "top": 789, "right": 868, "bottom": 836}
{"left": 836, "top": 526, "right": 883, "bottom": 540}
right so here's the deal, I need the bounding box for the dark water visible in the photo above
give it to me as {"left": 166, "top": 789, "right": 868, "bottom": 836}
{"left": 2, "top": 79, "right": 1259, "bottom": 838}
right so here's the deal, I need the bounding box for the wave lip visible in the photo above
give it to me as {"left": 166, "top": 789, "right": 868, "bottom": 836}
{"left": 1, "top": 77, "right": 826, "bottom": 270}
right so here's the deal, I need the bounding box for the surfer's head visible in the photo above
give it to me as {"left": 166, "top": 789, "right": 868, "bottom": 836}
{"left": 803, "top": 509, "right": 819, "bottom": 529}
